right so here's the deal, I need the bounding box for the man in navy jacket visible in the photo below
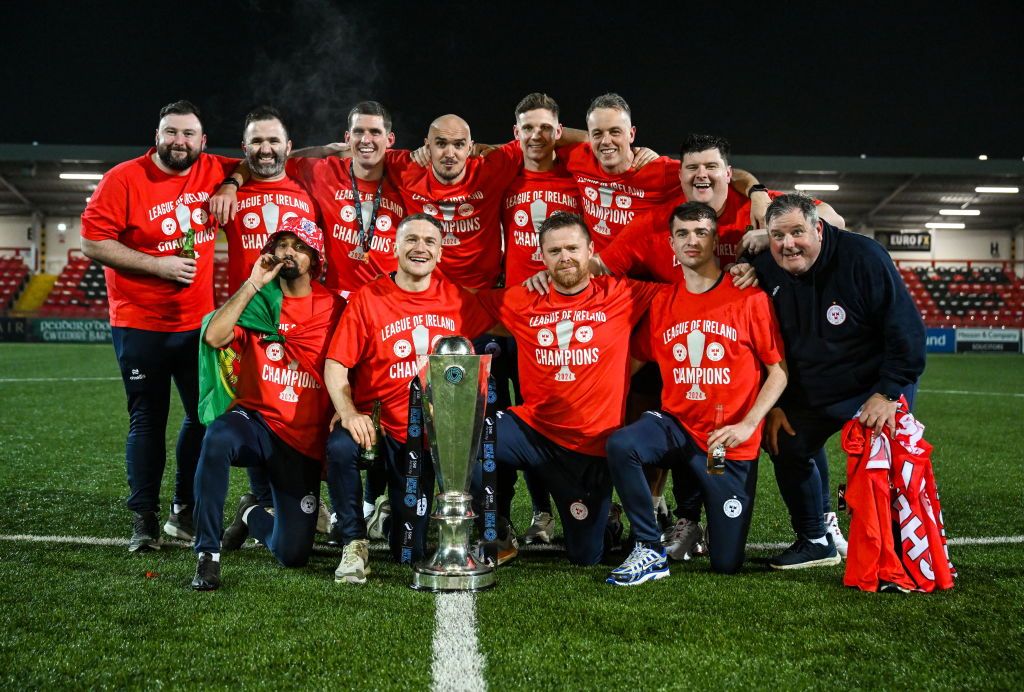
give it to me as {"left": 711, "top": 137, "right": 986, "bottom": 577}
{"left": 748, "top": 193, "right": 925, "bottom": 569}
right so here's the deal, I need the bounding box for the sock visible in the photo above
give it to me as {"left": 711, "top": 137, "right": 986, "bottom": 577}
{"left": 809, "top": 535, "right": 828, "bottom": 546}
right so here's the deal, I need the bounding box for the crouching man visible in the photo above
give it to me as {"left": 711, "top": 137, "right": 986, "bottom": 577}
{"left": 191, "top": 219, "right": 343, "bottom": 590}
{"left": 605, "top": 203, "right": 787, "bottom": 585}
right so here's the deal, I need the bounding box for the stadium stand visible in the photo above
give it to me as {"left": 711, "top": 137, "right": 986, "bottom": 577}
{"left": 0, "top": 255, "right": 31, "bottom": 310}
{"left": 900, "top": 262, "right": 1024, "bottom": 328}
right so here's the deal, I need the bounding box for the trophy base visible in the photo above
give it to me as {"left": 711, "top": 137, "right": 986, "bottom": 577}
{"left": 411, "top": 567, "right": 496, "bottom": 592}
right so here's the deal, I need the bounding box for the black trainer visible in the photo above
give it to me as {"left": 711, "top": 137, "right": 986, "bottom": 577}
{"left": 163, "top": 505, "right": 194, "bottom": 541}
{"left": 769, "top": 534, "right": 841, "bottom": 570}
{"left": 221, "top": 493, "right": 259, "bottom": 551}
{"left": 191, "top": 552, "right": 221, "bottom": 591}
{"left": 128, "top": 511, "right": 161, "bottom": 552}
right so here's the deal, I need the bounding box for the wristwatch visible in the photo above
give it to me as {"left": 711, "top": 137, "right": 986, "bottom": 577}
{"left": 748, "top": 184, "right": 769, "bottom": 196}
{"left": 220, "top": 177, "right": 241, "bottom": 188}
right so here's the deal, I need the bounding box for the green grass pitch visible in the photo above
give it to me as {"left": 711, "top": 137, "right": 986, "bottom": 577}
{"left": 0, "top": 344, "right": 1022, "bottom": 689}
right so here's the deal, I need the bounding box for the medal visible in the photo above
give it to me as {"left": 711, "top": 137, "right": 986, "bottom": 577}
{"left": 350, "top": 160, "right": 384, "bottom": 259}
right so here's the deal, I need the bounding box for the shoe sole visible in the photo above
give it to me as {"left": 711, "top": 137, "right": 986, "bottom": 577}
{"left": 191, "top": 581, "right": 220, "bottom": 591}
{"left": 163, "top": 522, "right": 194, "bottom": 541}
{"left": 335, "top": 570, "right": 370, "bottom": 585}
{"left": 606, "top": 569, "right": 670, "bottom": 586}
{"left": 770, "top": 554, "right": 842, "bottom": 570}
{"left": 128, "top": 542, "right": 161, "bottom": 553}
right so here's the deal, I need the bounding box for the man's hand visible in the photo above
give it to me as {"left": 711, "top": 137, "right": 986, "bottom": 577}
{"left": 411, "top": 145, "right": 430, "bottom": 167}
{"left": 523, "top": 269, "right": 551, "bottom": 294}
{"left": 739, "top": 228, "right": 769, "bottom": 256}
{"left": 750, "top": 190, "right": 771, "bottom": 229}
{"left": 210, "top": 184, "right": 239, "bottom": 225}
{"left": 859, "top": 394, "right": 899, "bottom": 437}
{"left": 630, "top": 147, "right": 659, "bottom": 170}
{"left": 339, "top": 411, "right": 376, "bottom": 449}
{"left": 154, "top": 255, "right": 198, "bottom": 284}
{"left": 249, "top": 254, "right": 284, "bottom": 288}
{"left": 707, "top": 419, "right": 757, "bottom": 452}
{"left": 764, "top": 407, "right": 795, "bottom": 456}
{"left": 728, "top": 262, "right": 759, "bottom": 290}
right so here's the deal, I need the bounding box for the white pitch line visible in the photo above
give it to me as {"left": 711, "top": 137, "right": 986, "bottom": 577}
{"left": 918, "top": 388, "right": 1024, "bottom": 398}
{"left": 431, "top": 592, "right": 487, "bottom": 692}
{"left": 0, "top": 376, "right": 120, "bottom": 383}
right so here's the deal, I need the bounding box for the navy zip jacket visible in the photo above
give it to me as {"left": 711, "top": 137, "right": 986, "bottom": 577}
{"left": 751, "top": 221, "right": 925, "bottom": 409}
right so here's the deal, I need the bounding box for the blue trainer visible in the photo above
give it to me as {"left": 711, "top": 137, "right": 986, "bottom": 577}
{"left": 606, "top": 543, "right": 669, "bottom": 586}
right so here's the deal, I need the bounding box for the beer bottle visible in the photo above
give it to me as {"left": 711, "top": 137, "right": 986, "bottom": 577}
{"left": 178, "top": 227, "right": 196, "bottom": 259}
{"left": 707, "top": 403, "right": 726, "bottom": 475}
{"left": 359, "top": 400, "right": 382, "bottom": 468}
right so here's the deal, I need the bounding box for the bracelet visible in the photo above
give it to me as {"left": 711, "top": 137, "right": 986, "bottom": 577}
{"left": 245, "top": 279, "right": 260, "bottom": 293}
{"left": 221, "top": 177, "right": 241, "bottom": 188}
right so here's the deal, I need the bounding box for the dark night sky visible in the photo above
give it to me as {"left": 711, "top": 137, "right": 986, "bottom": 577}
{"left": 6, "top": 1, "right": 1022, "bottom": 159}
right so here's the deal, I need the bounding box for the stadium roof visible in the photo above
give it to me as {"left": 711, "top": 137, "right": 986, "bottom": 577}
{"left": 2, "top": 144, "right": 1022, "bottom": 233}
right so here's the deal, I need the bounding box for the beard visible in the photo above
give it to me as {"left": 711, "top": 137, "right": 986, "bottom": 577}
{"left": 157, "top": 144, "right": 199, "bottom": 171}
{"left": 248, "top": 150, "right": 285, "bottom": 178}
{"left": 432, "top": 160, "right": 465, "bottom": 182}
{"left": 278, "top": 263, "right": 302, "bottom": 281}
{"left": 551, "top": 262, "right": 587, "bottom": 292}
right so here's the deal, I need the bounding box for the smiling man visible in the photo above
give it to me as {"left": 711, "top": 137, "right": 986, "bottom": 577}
{"left": 191, "top": 219, "right": 343, "bottom": 590}
{"left": 747, "top": 194, "right": 925, "bottom": 570}
{"left": 81, "top": 100, "right": 237, "bottom": 551}
{"left": 323, "top": 213, "right": 498, "bottom": 583}
{"left": 604, "top": 202, "right": 786, "bottom": 585}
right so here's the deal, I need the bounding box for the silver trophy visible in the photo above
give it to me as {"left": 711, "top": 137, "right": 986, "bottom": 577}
{"left": 412, "top": 336, "right": 495, "bottom": 592}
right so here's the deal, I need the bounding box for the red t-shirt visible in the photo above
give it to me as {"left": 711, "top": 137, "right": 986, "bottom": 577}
{"left": 327, "top": 274, "right": 496, "bottom": 441}
{"left": 223, "top": 177, "right": 317, "bottom": 292}
{"left": 501, "top": 162, "right": 582, "bottom": 286}
{"left": 632, "top": 274, "right": 783, "bottom": 460}
{"left": 478, "top": 277, "right": 660, "bottom": 456}
{"left": 81, "top": 149, "right": 238, "bottom": 331}
{"left": 388, "top": 143, "right": 523, "bottom": 289}
{"left": 286, "top": 157, "right": 407, "bottom": 295}
{"left": 600, "top": 189, "right": 824, "bottom": 280}
{"left": 231, "top": 285, "right": 342, "bottom": 460}
{"left": 563, "top": 143, "right": 682, "bottom": 253}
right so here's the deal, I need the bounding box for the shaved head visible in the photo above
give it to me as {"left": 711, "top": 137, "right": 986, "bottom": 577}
{"left": 425, "top": 114, "right": 474, "bottom": 184}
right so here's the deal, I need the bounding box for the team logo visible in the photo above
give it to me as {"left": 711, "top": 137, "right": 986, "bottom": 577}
{"left": 484, "top": 528, "right": 497, "bottom": 541}
{"left": 393, "top": 339, "right": 412, "bottom": 358}
{"left": 300, "top": 495, "right": 317, "bottom": 515}
{"left": 282, "top": 212, "right": 298, "bottom": 225}
{"left": 408, "top": 424, "right": 421, "bottom": 438}
{"left": 423, "top": 203, "right": 438, "bottom": 216}
{"left": 191, "top": 208, "right": 208, "bottom": 226}
{"left": 161, "top": 218, "right": 177, "bottom": 236}
{"left": 826, "top": 304, "right": 847, "bottom": 325}
{"left": 584, "top": 186, "right": 598, "bottom": 201}
{"left": 723, "top": 498, "right": 742, "bottom": 519}
{"left": 458, "top": 203, "right": 474, "bottom": 217}
{"left": 569, "top": 501, "right": 589, "bottom": 521}
{"left": 706, "top": 342, "right": 725, "bottom": 362}
{"left": 404, "top": 493, "right": 417, "bottom": 508}
{"left": 376, "top": 215, "right": 392, "bottom": 231}
{"left": 265, "top": 343, "right": 284, "bottom": 361}
{"left": 483, "top": 340, "right": 502, "bottom": 356}
{"left": 575, "top": 325, "right": 593, "bottom": 343}
{"left": 672, "top": 343, "right": 687, "bottom": 362}
{"left": 340, "top": 205, "right": 357, "bottom": 223}
{"left": 614, "top": 194, "right": 632, "bottom": 209}
{"left": 514, "top": 210, "right": 529, "bottom": 227}
{"left": 444, "top": 365, "right": 465, "bottom": 384}
{"left": 483, "top": 459, "right": 496, "bottom": 472}
{"left": 537, "top": 328, "right": 554, "bottom": 347}
{"left": 430, "top": 334, "right": 443, "bottom": 351}
{"left": 242, "top": 213, "right": 260, "bottom": 229}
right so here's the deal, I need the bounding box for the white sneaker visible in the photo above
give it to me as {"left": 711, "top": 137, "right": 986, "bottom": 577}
{"left": 366, "top": 495, "right": 391, "bottom": 541}
{"left": 520, "top": 511, "right": 555, "bottom": 545}
{"left": 335, "top": 539, "right": 371, "bottom": 584}
{"left": 662, "top": 518, "right": 705, "bottom": 561}
{"left": 316, "top": 499, "right": 332, "bottom": 535}
{"left": 824, "top": 512, "right": 848, "bottom": 558}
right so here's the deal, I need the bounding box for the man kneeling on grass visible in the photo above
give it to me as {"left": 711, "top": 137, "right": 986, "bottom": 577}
{"left": 605, "top": 203, "right": 787, "bottom": 585}
{"left": 190, "top": 219, "right": 343, "bottom": 591}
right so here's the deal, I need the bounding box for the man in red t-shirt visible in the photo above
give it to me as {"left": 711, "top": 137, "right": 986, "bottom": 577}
{"left": 80, "top": 100, "right": 237, "bottom": 552}
{"left": 190, "top": 219, "right": 343, "bottom": 591}
{"left": 563, "top": 94, "right": 768, "bottom": 254}
{"left": 324, "top": 214, "right": 497, "bottom": 583}
{"left": 476, "top": 213, "right": 661, "bottom": 565}
{"left": 223, "top": 107, "right": 318, "bottom": 293}
{"left": 605, "top": 202, "right": 787, "bottom": 586}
